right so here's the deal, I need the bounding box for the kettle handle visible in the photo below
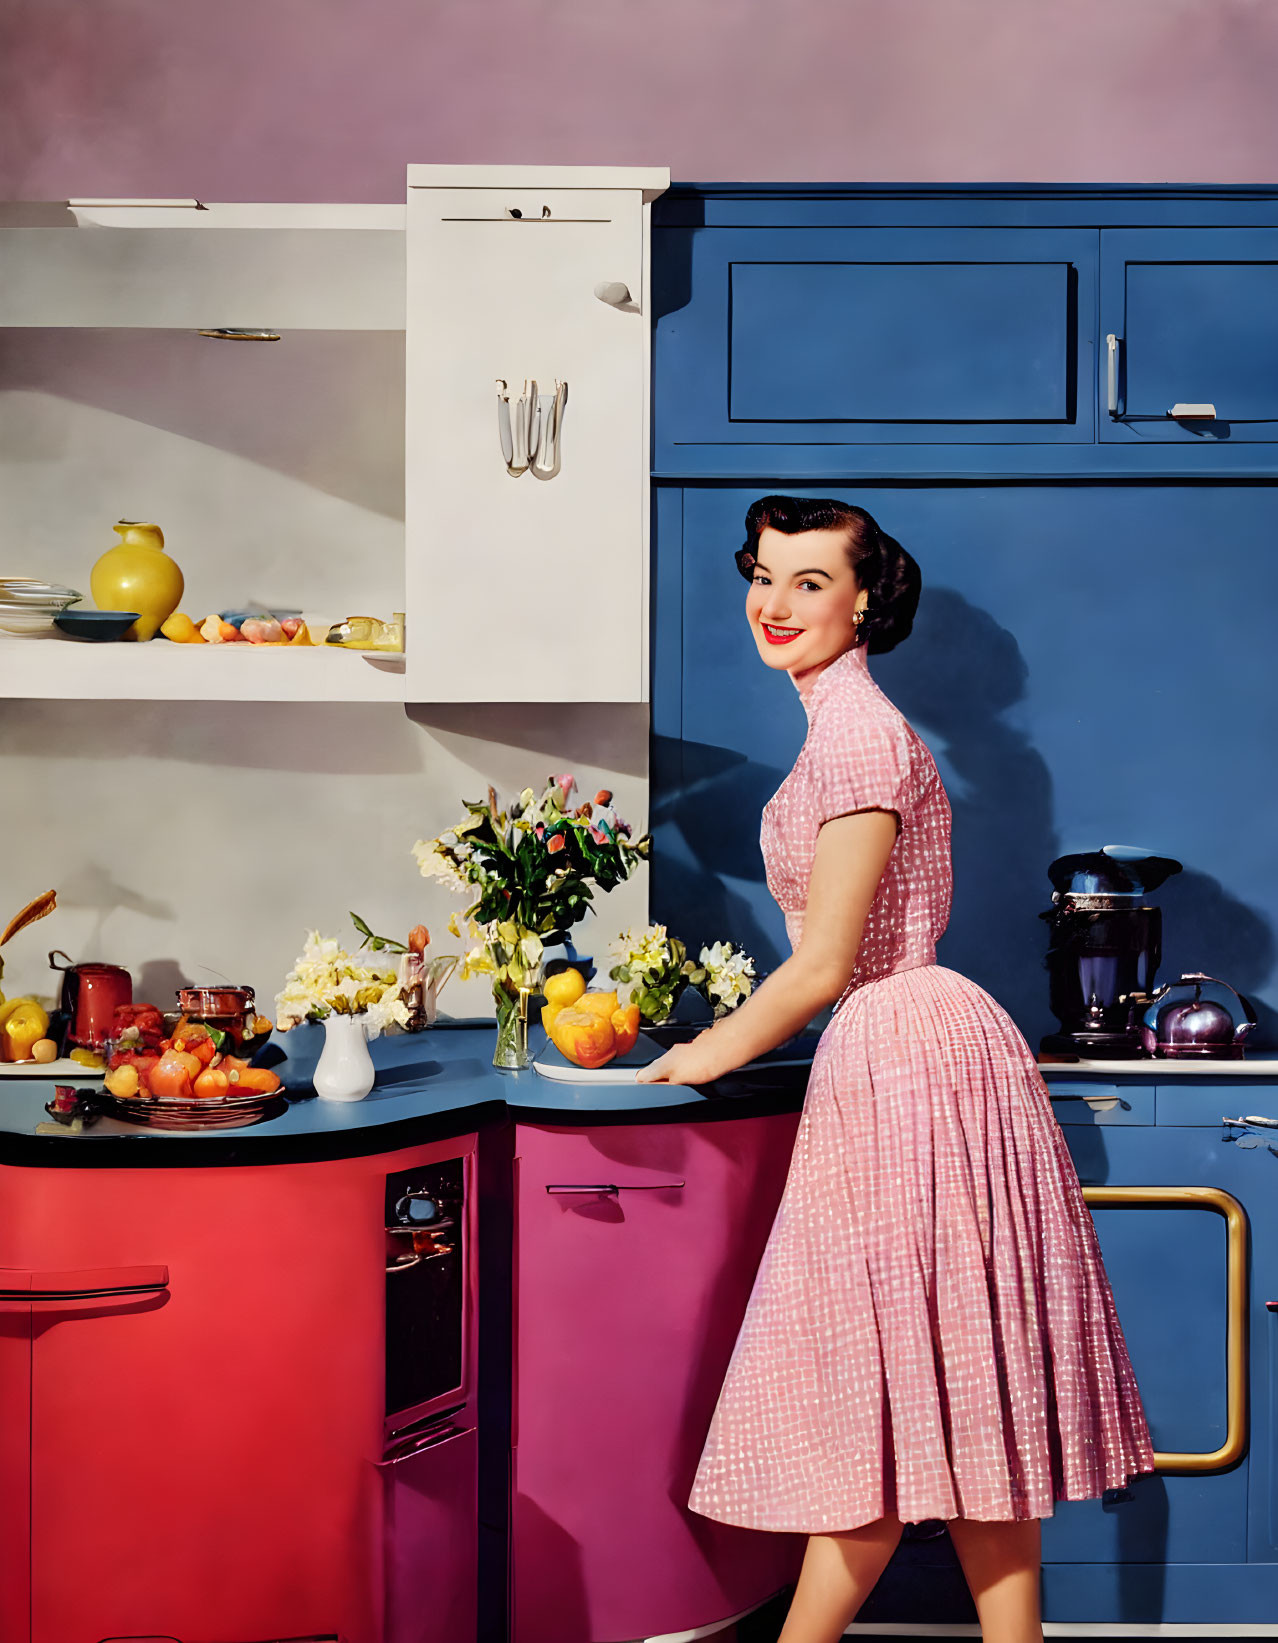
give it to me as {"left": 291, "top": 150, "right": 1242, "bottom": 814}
{"left": 1161, "top": 971, "right": 1257, "bottom": 1033}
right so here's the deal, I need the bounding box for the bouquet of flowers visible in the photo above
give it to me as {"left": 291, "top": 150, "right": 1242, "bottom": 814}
{"left": 413, "top": 773, "right": 650, "bottom": 1066}
{"left": 274, "top": 930, "right": 411, "bottom": 1038}
{"left": 607, "top": 924, "right": 757, "bottom": 1024}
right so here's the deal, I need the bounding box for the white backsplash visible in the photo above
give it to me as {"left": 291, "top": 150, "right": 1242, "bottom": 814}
{"left": 0, "top": 697, "right": 650, "bottom": 1019}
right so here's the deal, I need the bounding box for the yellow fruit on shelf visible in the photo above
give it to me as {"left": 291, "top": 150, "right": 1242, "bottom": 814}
{"left": 160, "top": 611, "right": 205, "bottom": 644}
{"left": 31, "top": 1038, "right": 58, "bottom": 1064}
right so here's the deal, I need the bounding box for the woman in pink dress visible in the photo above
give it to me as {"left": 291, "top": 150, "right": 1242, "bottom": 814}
{"left": 635, "top": 495, "right": 1154, "bottom": 1643}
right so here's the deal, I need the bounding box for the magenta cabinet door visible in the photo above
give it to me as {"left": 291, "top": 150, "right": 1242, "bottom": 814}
{"left": 381, "top": 1424, "right": 478, "bottom": 1643}
{"left": 511, "top": 1114, "right": 804, "bottom": 1643}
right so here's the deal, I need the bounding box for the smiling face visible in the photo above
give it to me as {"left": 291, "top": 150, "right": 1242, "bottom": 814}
{"left": 745, "top": 525, "right": 868, "bottom": 681}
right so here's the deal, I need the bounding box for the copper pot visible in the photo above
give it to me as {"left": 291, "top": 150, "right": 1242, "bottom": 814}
{"left": 176, "top": 985, "right": 257, "bottom": 1048}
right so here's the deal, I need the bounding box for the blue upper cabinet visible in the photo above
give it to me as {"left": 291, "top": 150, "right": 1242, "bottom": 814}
{"left": 654, "top": 228, "right": 1098, "bottom": 462}
{"left": 1101, "top": 229, "right": 1278, "bottom": 443}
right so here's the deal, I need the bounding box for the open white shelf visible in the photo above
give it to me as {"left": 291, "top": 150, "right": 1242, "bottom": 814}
{"left": 0, "top": 202, "right": 405, "bottom": 331}
{"left": 0, "top": 636, "right": 407, "bottom": 703}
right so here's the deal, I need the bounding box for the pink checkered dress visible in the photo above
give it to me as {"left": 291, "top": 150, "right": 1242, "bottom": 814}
{"left": 687, "top": 642, "right": 1155, "bottom": 1531}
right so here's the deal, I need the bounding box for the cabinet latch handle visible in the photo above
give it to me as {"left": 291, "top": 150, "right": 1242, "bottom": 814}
{"left": 1106, "top": 333, "right": 1121, "bottom": 416}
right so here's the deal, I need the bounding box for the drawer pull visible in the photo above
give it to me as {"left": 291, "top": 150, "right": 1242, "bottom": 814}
{"left": 545, "top": 1180, "right": 686, "bottom": 1195}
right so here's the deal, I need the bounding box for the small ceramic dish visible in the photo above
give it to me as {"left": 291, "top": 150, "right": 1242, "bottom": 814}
{"left": 54, "top": 609, "right": 139, "bottom": 642}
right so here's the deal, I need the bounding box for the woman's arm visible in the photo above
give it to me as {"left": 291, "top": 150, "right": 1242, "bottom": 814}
{"left": 633, "top": 807, "right": 900, "bottom": 1084}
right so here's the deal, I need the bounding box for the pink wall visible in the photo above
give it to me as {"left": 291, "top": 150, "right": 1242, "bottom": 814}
{"left": 2, "top": 0, "right": 1277, "bottom": 200}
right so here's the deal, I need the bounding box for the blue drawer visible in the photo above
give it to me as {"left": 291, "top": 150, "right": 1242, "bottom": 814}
{"left": 1045, "top": 1080, "right": 1156, "bottom": 1125}
{"left": 1156, "top": 1080, "right": 1278, "bottom": 1128}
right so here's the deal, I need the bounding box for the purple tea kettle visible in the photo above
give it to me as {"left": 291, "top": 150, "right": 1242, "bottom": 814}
{"left": 1135, "top": 972, "right": 1257, "bottom": 1058}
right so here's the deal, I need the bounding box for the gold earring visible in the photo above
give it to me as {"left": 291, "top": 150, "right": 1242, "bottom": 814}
{"left": 853, "top": 611, "right": 865, "bottom": 625}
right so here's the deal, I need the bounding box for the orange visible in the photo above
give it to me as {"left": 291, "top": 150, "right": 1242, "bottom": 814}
{"left": 548, "top": 1005, "right": 617, "bottom": 1069}
{"left": 610, "top": 1003, "right": 640, "bottom": 1057}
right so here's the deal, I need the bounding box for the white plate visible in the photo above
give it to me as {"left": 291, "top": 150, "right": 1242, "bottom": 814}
{"left": 0, "top": 1058, "right": 104, "bottom": 1079}
{"left": 533, "top": 1056, "right": 643, "bottom": 1085}
{"left": 533, "top": 1038, "right": 662, "bottom": 1084}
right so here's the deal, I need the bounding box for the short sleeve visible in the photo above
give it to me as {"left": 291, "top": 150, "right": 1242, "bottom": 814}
{"left": 810, "top": 710, "right": 912, "bottom": 833}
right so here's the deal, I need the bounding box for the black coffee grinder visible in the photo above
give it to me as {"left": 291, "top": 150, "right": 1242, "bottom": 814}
{"left": 1039, "top": 845, "right": 1183, "bottom": 1058}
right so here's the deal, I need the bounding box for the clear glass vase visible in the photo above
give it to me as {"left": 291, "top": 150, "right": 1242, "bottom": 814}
{"left": 492, "top": 977, "right": 535, "bottom": 1071}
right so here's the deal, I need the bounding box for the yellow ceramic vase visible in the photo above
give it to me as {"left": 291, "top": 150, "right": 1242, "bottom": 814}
{"left": 90, "top": 522, "right": 184, "bottom": 642}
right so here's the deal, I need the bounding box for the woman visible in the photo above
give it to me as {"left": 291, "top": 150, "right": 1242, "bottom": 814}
{"left": 635, "top": 496, "right": 1154, "bottom": 1643}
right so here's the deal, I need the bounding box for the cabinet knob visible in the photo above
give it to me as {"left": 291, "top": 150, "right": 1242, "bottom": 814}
{"left": 593, "top": 280, "right": 632, "bottom": 306}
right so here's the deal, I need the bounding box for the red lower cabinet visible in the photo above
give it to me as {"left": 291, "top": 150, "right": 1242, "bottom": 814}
{"left": 1, "top": 1136, "right": 478, "bottom": 1643}
{"left": 510, "top": 1113, "right": 805, "bottom": 1643}
{"left": 0, "top": 1292, "right": 31, "bottom": 1643}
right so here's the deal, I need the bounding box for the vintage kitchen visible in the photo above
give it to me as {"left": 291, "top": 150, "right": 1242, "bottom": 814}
{"left": 1, "top": 170, "right": 1277, "bottom": 1643}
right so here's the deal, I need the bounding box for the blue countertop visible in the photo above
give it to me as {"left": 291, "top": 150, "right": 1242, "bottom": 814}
{"left": 0, "top": 1019, "right": 816, "bottom": 1166}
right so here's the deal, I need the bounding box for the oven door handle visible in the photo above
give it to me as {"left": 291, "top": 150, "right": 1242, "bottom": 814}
{"left": 377, "top": 1422, "right": 469, "bottom": 1466}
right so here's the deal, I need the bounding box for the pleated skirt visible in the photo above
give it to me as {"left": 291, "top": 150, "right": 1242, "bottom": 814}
{"left": 687, "top": 962, "right": 1156, "bottom": 1532}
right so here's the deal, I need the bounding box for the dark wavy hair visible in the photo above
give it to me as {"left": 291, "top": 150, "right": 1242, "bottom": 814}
{"left": 735, "top": 494, "right": 921, "bottom": 656}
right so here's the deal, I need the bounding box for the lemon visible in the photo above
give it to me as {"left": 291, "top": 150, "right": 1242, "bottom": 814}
{"left": 543, "top": 967, "right": 586, "bottom": 1008}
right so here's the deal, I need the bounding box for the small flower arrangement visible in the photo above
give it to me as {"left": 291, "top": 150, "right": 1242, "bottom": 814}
{"left": 607, "top": 924, "right": 757, "bottom": 1024}
{"left": 274, "top": 930, "right": 411, "bottom": 1038}
{"left": 413, "top": 774, "right": 651, "bottom": 1067}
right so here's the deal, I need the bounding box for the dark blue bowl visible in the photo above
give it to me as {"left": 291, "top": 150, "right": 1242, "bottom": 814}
{"left": 54, "top": 610, "right": 140, "bottom": 642}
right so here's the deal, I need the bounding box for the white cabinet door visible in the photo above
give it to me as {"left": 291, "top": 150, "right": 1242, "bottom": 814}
{"left": 406, "top": 177, "right": 662, "bottom": 702}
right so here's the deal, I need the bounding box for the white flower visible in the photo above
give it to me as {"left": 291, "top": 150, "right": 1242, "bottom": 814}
{"left": 699, "top": 940, "right": 756, "bottom": 1011}
{"left": 362, "top": 992, "right": 411, "bottom": 1040}
{"left": 412, "top": 836, "right": 471, "bottom": 893}
{"left": 275, "top": 931, "right": 410, "bottom": 1030}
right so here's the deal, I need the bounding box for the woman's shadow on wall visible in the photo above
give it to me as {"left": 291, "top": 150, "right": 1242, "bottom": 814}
{"left": 653, "top": 585, "right": 1274, "bottom": 1050}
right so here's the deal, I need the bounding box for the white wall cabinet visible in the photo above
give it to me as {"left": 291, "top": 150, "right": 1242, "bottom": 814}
{"left": 0, "top": 167, "right": 667, "bottom": 704}
{"left": 404, "top": 165, "right": 668, "bottom": 704}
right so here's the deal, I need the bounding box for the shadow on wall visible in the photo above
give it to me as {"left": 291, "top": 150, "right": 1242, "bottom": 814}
{"left": 652, "top": 585, "right": 1275, "bottom": 1050}
{"left": 1, "top": 328, "right": 406, "bottom": 520}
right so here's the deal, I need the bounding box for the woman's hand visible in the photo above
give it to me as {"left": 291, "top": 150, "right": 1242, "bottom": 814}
{"left": 633, "top": 1033, "right": 725, "bottom": 1086}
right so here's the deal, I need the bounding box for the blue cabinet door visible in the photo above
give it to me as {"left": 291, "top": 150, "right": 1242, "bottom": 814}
{"left": 1101, "top": 229, "right": 1278, "bottom": 442}
{"left": 651, "top": 482, "right": 1278, "bottom": 1048}
{"left": 1039, "top": 1191, "right": 1241, "bottom": 1566}
{"left": 653, "top": 228, "right": 1097, "bottom": 461}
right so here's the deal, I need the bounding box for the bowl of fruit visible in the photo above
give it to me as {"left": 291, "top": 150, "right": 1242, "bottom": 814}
{"left": 101, "top": 1002, "right": 285, "bottom": 1128}
{"left": 536, "top": 966, "right": 651, "bottom": 1080}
